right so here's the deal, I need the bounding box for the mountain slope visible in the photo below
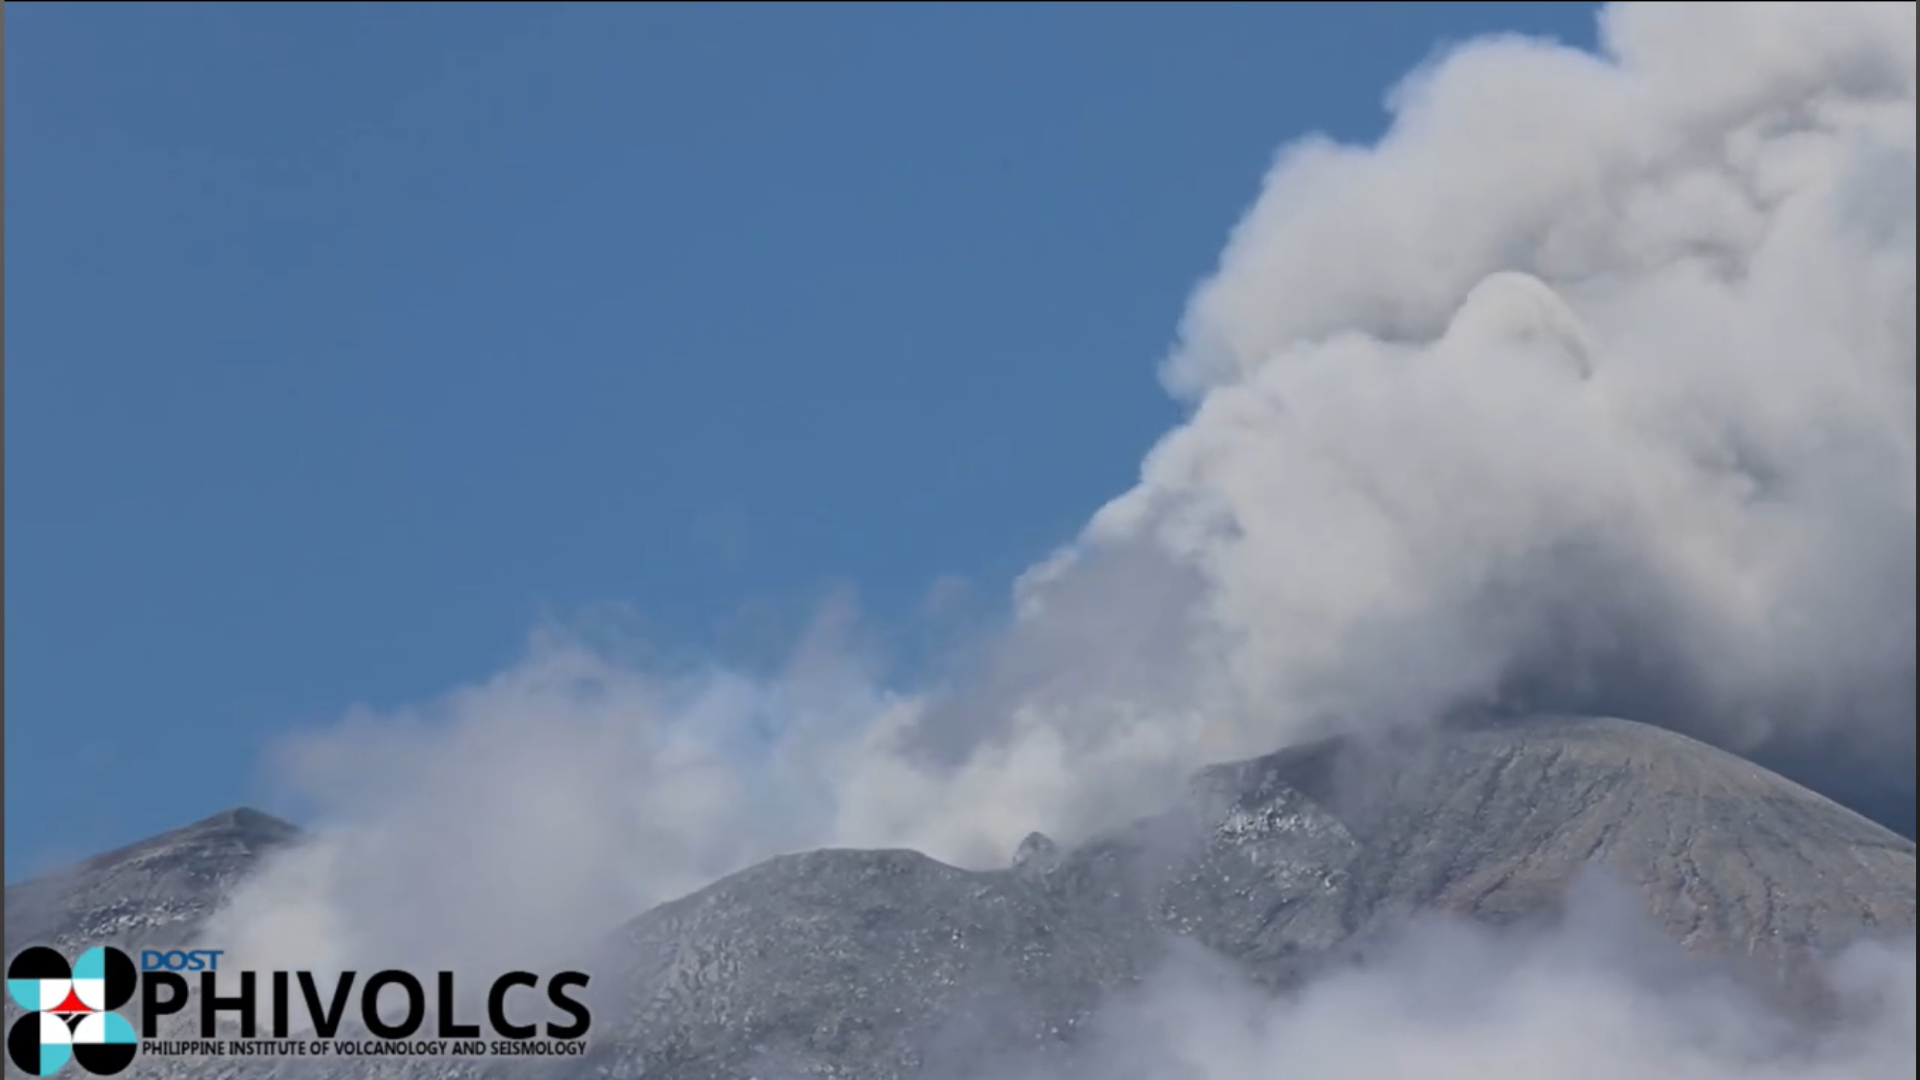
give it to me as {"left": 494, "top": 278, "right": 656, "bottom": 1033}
{"left": 552, "top": 714, "right": 1914, "bottom": 1079}
{"left": 3, "top": 807, "right": 303, "bottom": 956}
{"left": 4, "top": 716, "right": 1913, "bottom": 1079}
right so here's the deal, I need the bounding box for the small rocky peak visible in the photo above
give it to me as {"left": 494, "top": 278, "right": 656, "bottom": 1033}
{"left": 172, "top": 807, "right": 305, "bottom": 853}
{"left": 1012, "top": 832, "right": 1062, "bottom": 876}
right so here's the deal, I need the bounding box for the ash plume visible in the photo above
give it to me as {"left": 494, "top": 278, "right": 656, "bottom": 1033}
{"left": 198, "top": 8, "right": 1915, "bottom": 1077}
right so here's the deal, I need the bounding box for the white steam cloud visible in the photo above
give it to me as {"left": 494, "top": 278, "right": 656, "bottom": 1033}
{"left": 968, "top": 879, "right": 1916, "bottom": 1080}
{"left": 204, "top": 3, "right": 1915, "bottom": 1072}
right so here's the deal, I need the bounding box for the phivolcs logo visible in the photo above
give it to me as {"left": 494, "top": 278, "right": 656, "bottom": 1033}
{"left": 6, "top": 946, "right": 139, "bottom": 1076}
{"left": 8, "top": 944, "right": 593, "bottom": 1073}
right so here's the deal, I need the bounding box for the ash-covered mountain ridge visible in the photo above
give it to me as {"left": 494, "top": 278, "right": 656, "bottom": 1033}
{"left": 5, "top": 808, "right": 301, "bottom": 955}
{"left": 5, "top": 714, "right": 1915, "bottom": 1079}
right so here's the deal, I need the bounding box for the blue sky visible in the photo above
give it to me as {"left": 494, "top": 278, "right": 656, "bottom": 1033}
{"left": 4, "top": 1, "right": 1601, "bottom": 880}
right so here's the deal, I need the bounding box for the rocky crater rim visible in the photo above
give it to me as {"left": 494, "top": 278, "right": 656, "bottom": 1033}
{"left": 637, "top": 715, "right": 1917, "bottom": 919}
{"left": 12, "top": 715, "right": 1914, "bottom": 907}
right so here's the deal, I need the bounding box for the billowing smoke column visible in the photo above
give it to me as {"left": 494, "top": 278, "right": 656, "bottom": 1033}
{"left": 207, "top": 0, "right": 1915, "bottom": 1015}
{"left": 886, "top": 0, "right": 1917, "bottom": 862}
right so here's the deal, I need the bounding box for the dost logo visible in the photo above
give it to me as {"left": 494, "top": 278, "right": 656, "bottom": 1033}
{"left": 6, "top": 946, "right": 139, "bottom": 1076}
{"left": 7, "top": 944, "right": 594, "bottom": 1072}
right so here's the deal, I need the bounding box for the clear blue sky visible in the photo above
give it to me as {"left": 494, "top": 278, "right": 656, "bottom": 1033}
{"left": 5, "top": 1, "right": 1600, "bottom": 880}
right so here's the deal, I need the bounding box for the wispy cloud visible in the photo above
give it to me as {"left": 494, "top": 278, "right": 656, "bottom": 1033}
{"left": 971, "top": 877, "right": 1915, "bottom": 1080}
